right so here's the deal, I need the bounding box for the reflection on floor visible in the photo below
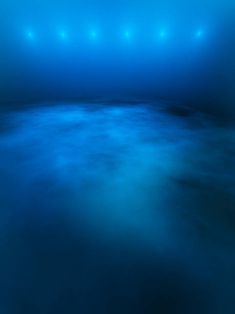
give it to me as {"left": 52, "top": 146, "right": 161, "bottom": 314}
{"left": 0, "top": 102, "right": 234, "bottom": 314}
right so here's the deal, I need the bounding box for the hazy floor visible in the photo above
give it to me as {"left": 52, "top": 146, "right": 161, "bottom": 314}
{"left": 0, "top": 102, "right": 235, "bottom": 314}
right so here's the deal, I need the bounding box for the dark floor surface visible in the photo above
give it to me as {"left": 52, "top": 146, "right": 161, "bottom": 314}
{"left": 0, "top": 102, "right": 235, "bottom": 313}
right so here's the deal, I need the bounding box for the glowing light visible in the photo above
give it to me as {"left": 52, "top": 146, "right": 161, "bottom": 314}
{"left": 159, "top": 29, "right": 167, "bottom": 39}
{"left": 89, "top": 30, "right": 98, "bottom": 40}
{"left": 26, "top": 31, "right": 35, "bottom": 40}
{"left": 124, "top": 31, "right": 130, "bottom": 38}
{"left": 123, "top": 30, "right": 132, "bottom": 41}
{"left": 21, "top": 26, "right": 209, "bottom": 45}
{"left": 59, "top": 30, "right": 68, "bottom": 40}
{"left": 195, "top": 29, "right": 204, "bottom": 38}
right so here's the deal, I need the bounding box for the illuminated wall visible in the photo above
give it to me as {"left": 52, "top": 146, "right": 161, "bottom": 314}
{"left": 0, "top": 0, "right": 234, "bottom": 117}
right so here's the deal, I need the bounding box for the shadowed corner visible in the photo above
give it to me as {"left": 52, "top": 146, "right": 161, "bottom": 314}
{"left": 0, "top": 213, "right": 212, "bottom": 314}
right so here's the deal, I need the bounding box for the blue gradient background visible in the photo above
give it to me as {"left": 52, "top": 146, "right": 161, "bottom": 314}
{"left": 0, "top": 1, "right": 235, "bottom": 313}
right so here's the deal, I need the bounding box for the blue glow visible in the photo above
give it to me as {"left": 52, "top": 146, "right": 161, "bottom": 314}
{"left": 159, "top": 30, "right": 167, "bottom": 39}
{"left": 59, "top": 30, "right": 68, "bottom": 40}
{"left": 90, "top": 30, "right": 98, "bottom": 40}
{"left": 26, "top": 31, "right": 35, "bottom": 40}
{"left": 20, "top": 27, "right": 211, "bottom": 45}
{"left": 195, "top": 29, "right": 204, "bottom": 38}
{"left": 123, "top": 30, "right": 132, "bottom": 41}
